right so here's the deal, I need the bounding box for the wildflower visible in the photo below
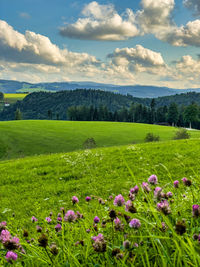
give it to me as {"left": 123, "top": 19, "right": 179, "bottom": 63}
{"left": 157, "top": 200, "right": 171, "bottom": 215}
{"left": 124, "top": 214, "right": 131, "bottom": 223}
{"left": 55, "top": 224, "right": 62, "bottom": 232}
{"left": 130, "top": 185, "right": 139, "bottom": 194}
{"left": 94, "top": 216, "right": 100, "bottom": 223}
{"left": 5, "top": 251, "right": 18, "bottom": 263}
{"left": 175, "top": 220, "right": 186, "bottom": 235}
{"left": 109, "top": 195, "right": 113, "bottom": 200}
{"left": 116, "top": 253, "right": 124, "bottom": 260}
{"left": 64, "top": 210, "right": 77, "bottom": 222}
{"left": 125, "top": 200, "right": 137, "bottom": 213}
{"left": 86, "top": 229, "right": 91, "bottom": 233}
{"left": 193, "top": 234, "right": 198, "bottom": 240}
{"left": 102, "top": 219, "right": 106, "bottom": 228}
{"left": 134, "top": 243, "right": 139, "bottom": 247}
{"left": 114, "top": 194, "right": 125, "bottom": 206}
{"left": 60, "top": 207, "right": 65, "bottom": 214}
{"left": 50, "top": 243, "right": 59, "bottom": 256}
{"left": 142, "top": 182, "right": 151, "bottom": 193}
{"left": 114, "top": 217, "right": 124, "bottom": 231}
{"left": 38, "top": 234, "right": 48, "bottom": 248}
{"left": 154, "top": 187, "right": 163, "bottom": 200}
{"left": 123, "top": 240, "right": 131, "bottom": 249}
{"left": 0, "top": 230, "right": 11, "bottom": 242}
{"left": 36, "top": 226, "right": 42, "bottom": 233}
{"left": 85, "top": 196, "right": 91, "bottom": 202}
{"left": 0, "top": 221, "right": 6, "bottom": 232}
{"left": 112, "top": 248, "right": 121, "bottom": 256}
{"left": 182, "top": 177, "right": 192, "bottom": 186}
{"left": 148, "top": 174, "right": 158, "bottom": 185}
{"left": 173, "top": 180, "right": 179, "bottom": 188}
{"left": 45, "top": 217, "right": 52, "bottom": 223}
{"left": 31, "top": 216, "right": 38, "bottom": 222}
{"left": 92, "top": 234, "right": 106, "bottom": 253}
{"left": 49, "top": 212, "right": 53, "bottom": 217}
{"left": 3, "top": 236, "right": 19, "bottom": 250}
{"left": 161, "top": 222, "right": 167, "bottom": 232}
{"left": 129, "top": 193, "right": 135, "bottom": 201}
{"left": 129, "top": 219, "right": 141, "bottom": 229}
{"left": 57, "top": 217, "right": 62, "bottom": 222}
{"left": 192, "top": 205, "right": 200, "bottom": 217}
{"left": 166, "top": 192, "right": 173, "bottom": 198}
{"left": 72, "top": 196, "right": 79, "bottom": 205}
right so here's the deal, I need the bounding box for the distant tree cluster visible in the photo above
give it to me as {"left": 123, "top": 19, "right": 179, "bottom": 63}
{"left": 67, "top": 101, "right": 200, "bottom": 129}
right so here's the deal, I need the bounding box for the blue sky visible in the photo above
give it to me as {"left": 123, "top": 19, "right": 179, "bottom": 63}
{"left": 1, "top": 0, "right": 200, "bottom": 88}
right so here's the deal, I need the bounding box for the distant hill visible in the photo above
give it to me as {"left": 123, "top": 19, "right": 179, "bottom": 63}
{"left": 1, "top": 89, "right": 200, "bottom": 121}
{"left": 1, "top": 79, "right": 200, "bottom": 98}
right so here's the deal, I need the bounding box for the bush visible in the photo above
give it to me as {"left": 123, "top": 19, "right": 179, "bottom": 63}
{"left": 145, "top": 133, "right": 160, "bottom": 142}
{"left": 83, "top": 137, "right": 97, "bottom": 149}
{"left": 173, "top": 128, "right": 190, "bottom": 140}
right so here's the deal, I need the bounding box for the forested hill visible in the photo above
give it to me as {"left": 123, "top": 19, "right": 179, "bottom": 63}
{"left": 0, "top": 89, "right": 150, "bottom": 120}
{"left": 1, "top": 90, "right": 200, "bottom": 121}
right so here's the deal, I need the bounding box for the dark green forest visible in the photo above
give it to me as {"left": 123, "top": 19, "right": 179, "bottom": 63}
{"left": 1, "top": 89, "right": 200, "bottom": 128}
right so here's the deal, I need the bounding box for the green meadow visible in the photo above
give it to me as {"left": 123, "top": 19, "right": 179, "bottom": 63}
{"left": 0, "top": 120, "right": 200, "bottom": 160}
{"left": 1, "top": 139, "right": 200, "bottom": 265}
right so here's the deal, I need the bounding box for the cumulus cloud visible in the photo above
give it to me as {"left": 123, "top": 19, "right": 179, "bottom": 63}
{"left": 59, "top": 1, "right": 139, "bottom": 41}
{"left": 183, "top": 0, "right": 200, "bottom": 16}
{"left": 0, "top": 19, "right": 98, "bottom": 66}
{"left": 108, "top": 45, "right": 166, "bottom": 75}
{"left": 137, "top": 0, "right": 175, "bottom": 34}
{"left": 158, "top": 19, "right": 200, "bottom": 47}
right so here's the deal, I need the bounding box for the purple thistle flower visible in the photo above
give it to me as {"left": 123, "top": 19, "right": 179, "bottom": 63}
{"left": 76, "top": 211, "right": 83, "bottom": 219}
{"left": 182, "top": 177, "right": 192, "bottom": 186}
{"left": 94, "top": 216, "right": 100, "bottom": 223}
{"left": 193, "top": 205, "right": 200, "bottom": 217}
{"left": 86, "top": 229, "right": 91, "bottom": 233}
{"left": 114, "top": 194, "right": 125, "bottom": 206}
{"left": 142, "top": 182, "right": 151, "bottom": 193}
{"left": 49, "top": 212, "right": 53, "bottom": 217}
{"left": 148, "top": 174, "right": 158, "bottom": 185}
{"left": 114, "top": 217, "right": 121, "bottom": 226}
{"left": 0, "top": 221, "right": 6, "bottom": 227}
{"left": 57, "top": 217, "right": 62, "bottom": 222}
{"left": 154, "top": 187, "right": 163, "bottom": 199}
{"left": 5, "top": 251, "right": 18, "bottom": 262}
{"left": 109, "top": 195, "right": 113, "bottom": 200}
{"left": 173, "top": 180, "right": 179, "bottom": 188}
{"left": 64, "top": 210, "right": 77, "bottom": 222}
{"left": 85, "top": 196, "right": 91, "bottom": 202}
{"left": 130, "top": 185, "right": 139, "bottom": 194}
{"left": 31, "top": 216, "right": 38, "bottom": 222}
{"left": 72, "top": 196, "right": 79, "bottom": 205}
{"left": 134, "top": 242, "right": 139, "bottom": 247}
{"left": 129, "top": 193, "right": 135, "bottom": 201}
{"left": 157, "top": 200, "right": 171, "bottom": 215}
{"left": 0, "top": 230, "right": 11, "bottom": 242}
{"left": 166, "top": 192, "right": 173, "bottom": 198}
{"left": 55, "top": 224, "right": 62, "bottom": 232}
{"left": 45, "top": 217, "right": 52, "bottom": 223}
{"left": 123, "top": 240, "right": 131, "bottom": 249}
{"left": 92, "top": 233, "right": 104, "bottom": 242}
{"left": 129, "top": 219, "right": 141, "bottom": 229}
{"left": 36, "top": 226, "right": 42, "bottom": 233}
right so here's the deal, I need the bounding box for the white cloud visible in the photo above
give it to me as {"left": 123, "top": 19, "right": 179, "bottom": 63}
{"left": 137, "top": 0, "right": 175, "bottom": 34}
{"left": 183, "top": 0, "right": 200, "bottom": 16}
{"left": 108, "top": 45, "right": 166, "bottom": 75}
{"left": 19, "top": 12, "right": 31, "bottom": 19}
{"left": 0, "top": 19, "right": 98, "bottom": 66}
{"left": 59, "top": 1, "right": 139, "bottom": 41}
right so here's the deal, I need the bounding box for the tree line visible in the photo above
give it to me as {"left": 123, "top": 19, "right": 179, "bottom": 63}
{"left": 67, "top": 100, "right": 200, "bottom": 129}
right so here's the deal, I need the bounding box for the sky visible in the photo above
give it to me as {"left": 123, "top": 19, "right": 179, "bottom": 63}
{"left": 1, "top": 0, "right": 200, "bottom": 88}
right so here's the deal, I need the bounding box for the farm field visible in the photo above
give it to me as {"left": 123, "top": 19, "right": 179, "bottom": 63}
{"left": 0, "top": 120, "right": 200, "bottom": 160}
{"left": 1, "top": 139, "right": 200, "bottom": 265}
{"left": 4, "top": 93, "right": 28, "bottom": 104}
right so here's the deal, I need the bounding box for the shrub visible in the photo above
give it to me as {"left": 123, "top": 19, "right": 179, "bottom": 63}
{"left": 173, "top": 128, "right": 190, "bottom": 140}
{"left": 145, "top": 133, "right": 160, "bottom": 142}
{"left": 83, "top": 137, "right": 96, "bottom": 149}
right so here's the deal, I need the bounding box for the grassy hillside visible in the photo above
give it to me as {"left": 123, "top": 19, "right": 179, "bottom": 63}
{"left": 0, "top": 120, "right": 200, "bottom": 160}
{"left": 1, "top": 139, "right": 200, "bottom": 265}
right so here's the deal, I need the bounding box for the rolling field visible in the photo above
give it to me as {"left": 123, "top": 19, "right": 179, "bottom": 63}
{"left": 0, "top": 120, "right": 200, "bottom": 160}
{"left": 1, "top": 139, "right": 200, "bottom": 265}
{"left": 4, "top": 93, "right": 27, "bottom": 104}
